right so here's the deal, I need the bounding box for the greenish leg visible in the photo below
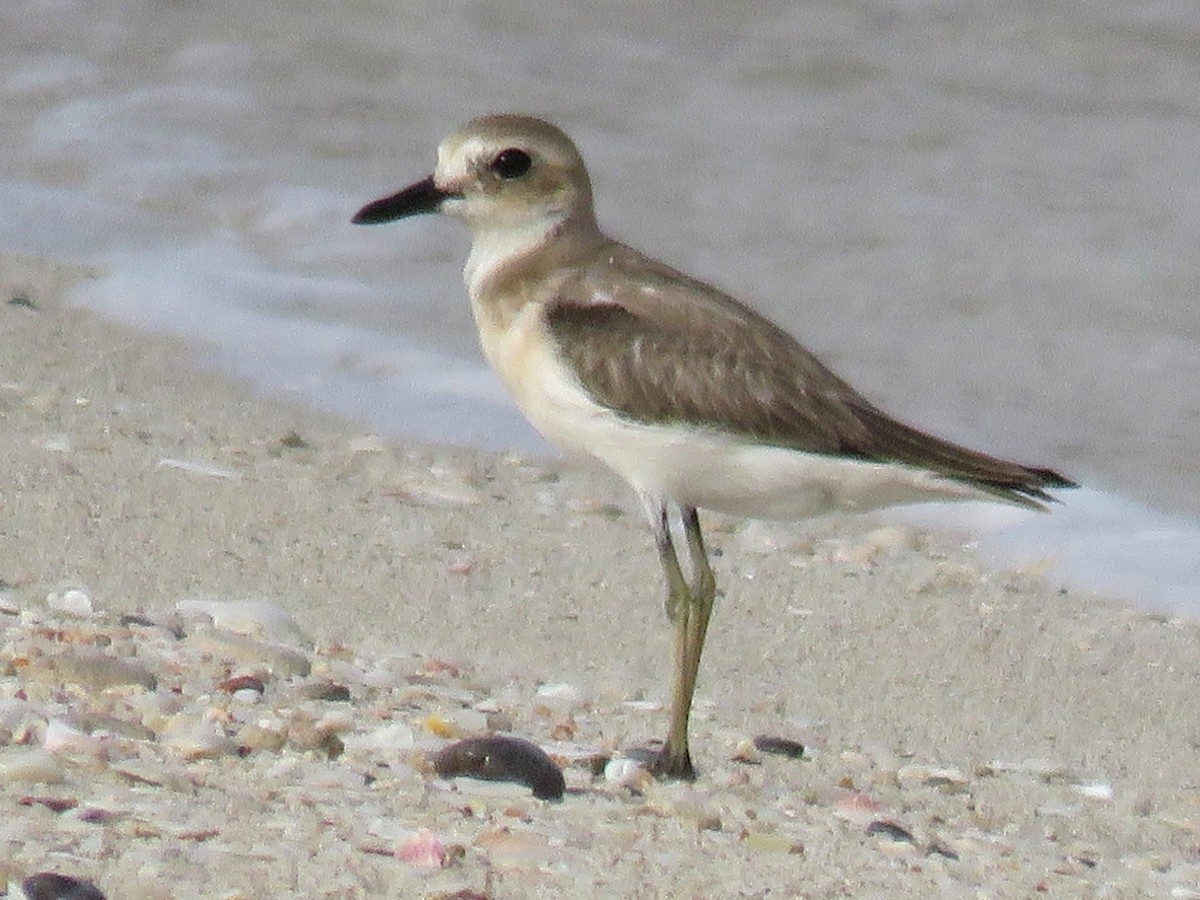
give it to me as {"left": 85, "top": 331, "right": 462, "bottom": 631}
{"left": 647, "top": 503, "right": 717, "bottom": 781}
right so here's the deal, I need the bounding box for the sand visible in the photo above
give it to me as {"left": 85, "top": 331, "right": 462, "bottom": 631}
{"left": 1, "top": 251, "right": 1198, "bottom": 898}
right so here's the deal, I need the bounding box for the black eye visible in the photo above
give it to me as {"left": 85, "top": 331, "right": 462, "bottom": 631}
{"left": 490, "top": 148, "right": 532, "bottom": 180}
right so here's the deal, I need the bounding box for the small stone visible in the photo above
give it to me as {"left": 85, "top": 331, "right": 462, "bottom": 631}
{"left": 18, "top": 796, "right": 78, "bottom": 814}
{"left": 21, "top": 873, "right": 106, "bottom": 900}
{"left": 45, "top": 590, "right": 94, "bottom": 617}
{"left": 0, "top": 749, "right": 65, "bottom": 784}
{"left": 752, "top": 735, "right": 804, "bottom": 759}
{"left": 866, "top": 819, "right": 916, "bottom": 843}
{"left": 287, "top": 711, "right": 352, "bottom": 758}
{"left": 295, "top": 681, "right": 351, "bottom": 702}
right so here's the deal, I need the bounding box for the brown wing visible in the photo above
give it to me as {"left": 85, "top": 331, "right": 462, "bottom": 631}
{"left": 545, "top": 244, "right": 1076, "bottom": 507}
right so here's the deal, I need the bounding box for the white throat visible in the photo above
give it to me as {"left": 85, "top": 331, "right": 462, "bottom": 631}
{"left": 463, "top": 218, "right": 559, "bottom": 300}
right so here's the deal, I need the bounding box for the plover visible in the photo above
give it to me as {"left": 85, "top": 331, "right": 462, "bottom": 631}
{"left": 353, "top": 114, "right": 1076, "bottom": 780}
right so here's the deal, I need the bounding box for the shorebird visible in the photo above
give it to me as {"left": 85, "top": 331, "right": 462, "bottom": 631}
{"left": 353, "top": 114, "right": 1076, "bottom": 780}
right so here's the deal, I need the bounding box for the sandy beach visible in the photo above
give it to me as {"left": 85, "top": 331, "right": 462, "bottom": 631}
{"left": 2, "top": 250, "right": 1198, "bottom": 898}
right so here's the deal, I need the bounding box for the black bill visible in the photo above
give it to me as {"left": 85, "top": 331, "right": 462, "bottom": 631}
{"left": 352, "top": 175, "right": 449, "bottom": 224}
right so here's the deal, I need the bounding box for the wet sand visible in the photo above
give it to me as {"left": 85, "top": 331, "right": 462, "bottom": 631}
{"left": 2, "top": 252, "right": 1198, "bottom": 898}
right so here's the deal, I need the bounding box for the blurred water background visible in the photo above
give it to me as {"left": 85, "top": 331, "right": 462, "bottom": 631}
{"left": 2, "top": 1, "right": 1197, "bottom": 612}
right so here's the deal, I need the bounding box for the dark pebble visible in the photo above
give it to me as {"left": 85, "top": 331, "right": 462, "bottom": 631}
{"left": 752, "top": 735, "right": 805, "bottom": 759}
{"left": 433, "top": 735, "right": 565, "bottom": 801}
{"left": 21, "top": 873, "right": 106, "bottom": 900}
{"left": 296, "top": 681, "right": 352, "bottom": 702}
{"left": 866, "top": 819, "right": 915, "bottom": 843}
{"left": 217, "top": 674, "right": 266, "bottom": 694}
{"left": 926, "top": 839, "right": 960, "bottom": 860}
{"left": 18, "top": 796, "right": 79, "bottom": 813}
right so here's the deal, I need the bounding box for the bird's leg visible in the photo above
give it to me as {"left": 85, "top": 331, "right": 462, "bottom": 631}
{"left": 641, "top": 495, "right": 690, "bottom": 622}
{"left": 648, "top": 504, "right": 717, "bottom": 781}
{"left": 682, "top": 506, "right": 716, "bottom": 615}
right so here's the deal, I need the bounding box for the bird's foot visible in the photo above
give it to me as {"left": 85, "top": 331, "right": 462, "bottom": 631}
{"left": 649, "top": 743, "right": 696, "bottom": 781}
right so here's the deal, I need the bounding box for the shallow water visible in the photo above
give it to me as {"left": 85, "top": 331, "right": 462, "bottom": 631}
{"left": 2, "top": 1, "right": 1197, "bottom": 612}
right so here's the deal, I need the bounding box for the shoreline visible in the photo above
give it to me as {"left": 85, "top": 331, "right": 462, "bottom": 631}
{"left": 2, "top": 252, "right": 1198, "bottom": 897}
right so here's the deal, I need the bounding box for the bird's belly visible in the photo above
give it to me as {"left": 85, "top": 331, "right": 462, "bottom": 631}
{"left": 572, "top": 416, "right": 987, "bottom": 519}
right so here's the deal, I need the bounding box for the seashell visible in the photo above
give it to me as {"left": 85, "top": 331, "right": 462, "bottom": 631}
{"left": 979, "top": 758, "right": 1076, "bottom": 784}
{"left": 155, "top": 458, "right": 238, "bottom": 480}
{"left": 216, "top": 674, "right": 266, "bottom": 694}
{"left": 644, "top": 784, "right": 721, "bottom": 831}
{"left": 235, "top": 723, "right": 287, "bottom": 753}
{"left": 731, "top": 738, "right": 762, "bottom": 764}
{"left": 535, "top": 682, "right": 585, "bottom": 705}
{"left": 42, "top": 721, "right": 106, "bottom": 760}
{"left": 42, "top": 649, "right": 157, "bottom": 691}
{"left": 342, "top": 722, "right": 416, "bottom": 755}
{"left": 44, "top": 590, "right": 94, "bottom": 618}
{"left": 176, "top": 599, "right": 310, "bottom": 646}
{"left": 182, "top": 631, "right": 310, "bottom": 678}
{"left": 475, "top": 827, "right": 551, "bottom": 868}
{"left": 831, "top": 790, "right": 881, "bottom": 825}
{"left": 433, "top": 735, "right": 564, "bottom": 801}
{"left": 1073, "top": 781, "right": 1115, "bottom": 802}
{"left": 393, "top": 828, "right": 448, "bottom": 867}
{"left": 423, "top": 708, "right": 489, "bottom": 739}
{"left": 160, "top": 716, "right": 238, "bottom": 761}
{"left": 742, "top": 832, "right": 805, "bottom": 855}
{"left": 897, "top": 764, "right": 970, "bottom": 793}
{"left": 603, "top": 757, "right": 652, "bottom": 793}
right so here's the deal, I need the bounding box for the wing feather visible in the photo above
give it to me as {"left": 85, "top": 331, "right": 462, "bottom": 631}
{"left": 544, "top": 244, "right": 1076, "bottom": 506}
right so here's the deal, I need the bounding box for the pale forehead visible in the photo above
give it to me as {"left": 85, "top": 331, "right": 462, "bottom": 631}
{"left": 435, "top": 133, "right": 491, "bottom": 181}
{"left": 434, "top": 116, "right": 584, "bottom": 181}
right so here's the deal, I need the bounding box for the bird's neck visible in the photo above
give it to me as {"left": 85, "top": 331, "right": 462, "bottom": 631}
{"left": 464, "top": 212, "right": 603, "bottom": 303}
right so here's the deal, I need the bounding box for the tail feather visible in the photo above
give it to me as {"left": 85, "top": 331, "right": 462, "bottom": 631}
{"left": 851, "top": 404, "right": 1078, "bottom": 509}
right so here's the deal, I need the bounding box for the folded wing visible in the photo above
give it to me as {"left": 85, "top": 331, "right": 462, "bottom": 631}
{"left": 545, "top": 244, "right": 1076, "bottom": 508}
